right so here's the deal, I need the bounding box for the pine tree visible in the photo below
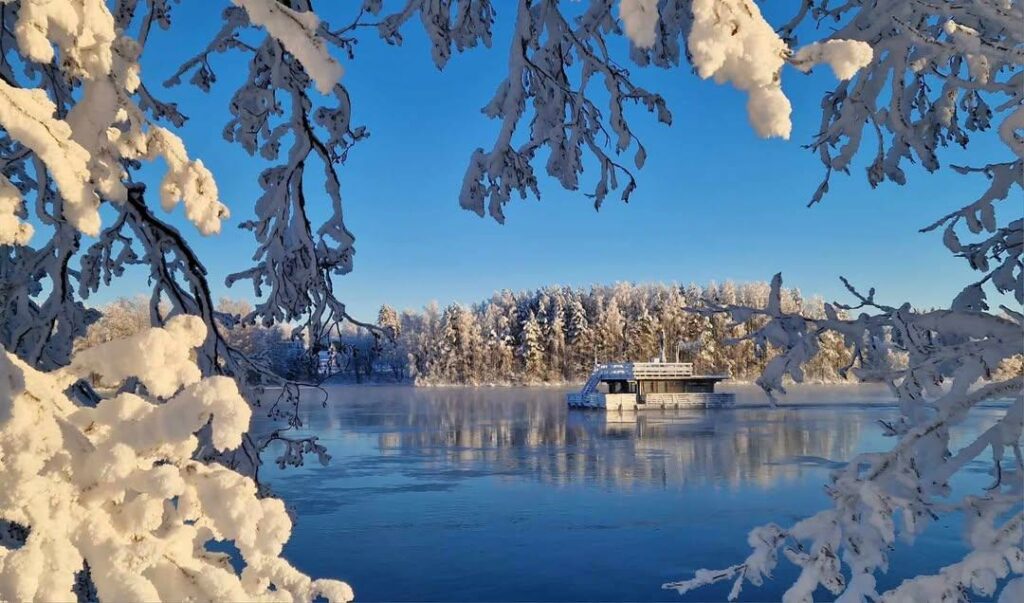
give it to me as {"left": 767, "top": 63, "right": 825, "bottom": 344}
{"left": 565, "top": 296, "right": 592, "bottom": 378}
{"left": 597, "top": 297, "right": 625, "bottom": 360}
{"left": 377, "top": 305, "right": 401, "bottom": 339}
{"left": 482, "top": 304, "right": 515, "bottom": 383}
{"left": 376, "top": 305, "right": 404, "bottom": 380}
{"left": 381, "top": 282, "right": 860, "bottom": 384}
{"left": 518, "top": 310, "right": 545, "bottom": 382}
{"left": 625, "top": 306, "right": 659, "bottom": 361}
{"left": 542, "top": 290, "right": 568, "bottom": 380}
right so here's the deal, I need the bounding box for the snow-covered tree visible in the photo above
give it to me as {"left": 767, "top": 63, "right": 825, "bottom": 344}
{"left": 625, "top": 305, "right": 659, "bottom": 361}
{"left": 377, "top": 304, "right": 401, "bottom": 341}
{"left": 73, "top": 296, "right": 148, "bottom": 352}
{"left": 437, "top": 303, "right": 481, "bottom": 383}
{"left": 565, "top": 297, "right": 593, "bottom": 375}
{"left": 376, "top": 304, "right": 405, "bottom": 380}
{"left": 596, "top": 296, "right": 627, "bottom": 361}
{"left": 0, "top": 0, "right": 356, "bottom": 596}
{"left": 540, "top": 290, "right": 568, "bottom": 380}
{"left": 479, "top": 300, "right": 516, "bottom": 383}
{"left": 518, "top": 310, "right": 545, "bottom": 382}
{"left": 391, "top": 282, "right": 842, "bottom": 385}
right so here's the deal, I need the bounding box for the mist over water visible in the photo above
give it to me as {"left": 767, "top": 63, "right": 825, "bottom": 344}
{"left": 258, "top": 385, "right": 1002, "bottom": 602}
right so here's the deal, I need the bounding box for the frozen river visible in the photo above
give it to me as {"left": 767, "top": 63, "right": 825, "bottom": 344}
{"left": 259, "top": 385, "right": 1004, "bottom": 601}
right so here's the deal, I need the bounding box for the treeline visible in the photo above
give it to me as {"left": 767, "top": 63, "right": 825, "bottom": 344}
{"left": 78, "top": 289, "right": 1024, "bottom": 387}
{"left": 337, "top": 282, "right": 858, "bottom": 385}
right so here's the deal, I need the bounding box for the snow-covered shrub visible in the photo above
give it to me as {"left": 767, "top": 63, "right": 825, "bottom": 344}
{"left": 0, "top": 316, "right": 352, "bottom": 602}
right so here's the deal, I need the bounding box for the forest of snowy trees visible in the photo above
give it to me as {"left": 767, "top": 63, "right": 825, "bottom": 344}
{"left": 329, "top": 281, "right": 860, "bottom": 385}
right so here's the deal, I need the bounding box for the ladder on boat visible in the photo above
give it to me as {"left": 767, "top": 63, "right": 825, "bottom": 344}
{"left": 579, "top": 363, "right": 632, "bottom": 396}
{"left": 580, "top": 369, "right": 603, "bottom": 397}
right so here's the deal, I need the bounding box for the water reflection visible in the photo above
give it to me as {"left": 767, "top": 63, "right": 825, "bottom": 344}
{"left": 271, "top": 386, "right": 864, "bottom": 491}
{"left": 260, "top": 386, "right": 983, "bottom": 602}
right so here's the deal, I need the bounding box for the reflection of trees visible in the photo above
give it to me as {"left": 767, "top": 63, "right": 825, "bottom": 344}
{"left": 288, "top": 387, "right": 863, "bottom": 490}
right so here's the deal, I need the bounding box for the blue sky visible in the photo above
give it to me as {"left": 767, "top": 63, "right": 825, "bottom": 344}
{"left": 110, "top": 2, "right": 1010, "bottom": 319}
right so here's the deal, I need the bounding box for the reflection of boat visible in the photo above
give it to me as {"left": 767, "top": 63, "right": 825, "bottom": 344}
{"left": 269, "top": 386, "right": 865, "bottom": 490}
{"left": 567, "top": 362, "right": 735, "bottom": 410}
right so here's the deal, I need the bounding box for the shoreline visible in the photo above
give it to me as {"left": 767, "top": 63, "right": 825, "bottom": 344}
{"left": 314, "top": 378, "right": 869, "bottom": 388}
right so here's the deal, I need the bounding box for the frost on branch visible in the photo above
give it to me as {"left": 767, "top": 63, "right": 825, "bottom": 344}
{"left": 0, "top": 0, "right": 312, "bottom": 480}
{"left": 141, "top": 128, "right": 227, "bottom": 236}
{"left": 666, "top": 276, "right": 1024, "bottom": 602}
{"left": 454, "top": 0, "right": 669, "bottom": 221}
{"left": 0, "top": 317, "right": 351, "bottom": 602}
{"left": 12, "top": 0, "right": 115, "bottom": 80}
{"left": 793, "top": 0, "right": 1024, "bottom": 203}
{"left": 168, "top": 1, "right": 364, "bottom": 355}
{"left": 62, "top": 314, "right": 206, "bottom": 398}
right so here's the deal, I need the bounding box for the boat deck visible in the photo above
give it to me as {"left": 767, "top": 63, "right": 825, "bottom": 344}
{"left": 567, "top": 362, "right": 735, "bottom": 410}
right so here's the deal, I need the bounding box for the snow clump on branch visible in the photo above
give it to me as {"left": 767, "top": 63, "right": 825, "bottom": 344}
{"left": 0, "top": 80, "right": 101, "bottom": 235}
{"left": 232, "top": 0, "right": 344, "bottom": 94}
{"left": 791, "top": 40, "right": 874, "bottom": 81}
{"left": 687, "top": 0, "right": 793, "bottom": 139}
{"left": 619, "top": 0, "right": 659, "bottom": 49}
{"left": 0, "top": 316, "right": 352, "bottom": 602}
{"left": 0, "top": 175, "right": 33, "bottom": 246}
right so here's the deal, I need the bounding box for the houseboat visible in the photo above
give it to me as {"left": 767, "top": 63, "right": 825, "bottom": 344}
{"left": 566, "top": 361, "right": 734, "bottom": 411}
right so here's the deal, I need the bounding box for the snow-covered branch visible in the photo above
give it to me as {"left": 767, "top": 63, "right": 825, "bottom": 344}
{"left": 0, "top": 317, "right": 351, "bottom": 601}
{"left": 659, "top": 1, "right": 1023, "bottom": 599}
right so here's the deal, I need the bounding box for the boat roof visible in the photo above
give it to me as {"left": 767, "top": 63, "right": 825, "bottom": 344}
{"left": 594, "top": 362, "right": 730, "bottom": 381}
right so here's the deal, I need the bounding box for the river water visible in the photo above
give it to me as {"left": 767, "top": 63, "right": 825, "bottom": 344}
{"left": 259, "top": 385, "right": 1004, "bottom": 602}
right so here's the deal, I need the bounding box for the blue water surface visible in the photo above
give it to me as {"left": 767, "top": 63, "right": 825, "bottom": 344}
{"left": 257, "top": 385, "right": 1006, "bottom": 602}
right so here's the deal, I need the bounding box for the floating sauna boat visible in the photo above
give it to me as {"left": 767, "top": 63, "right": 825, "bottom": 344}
{"left": 567, "top": 362, "right": 734, "bottom": 411}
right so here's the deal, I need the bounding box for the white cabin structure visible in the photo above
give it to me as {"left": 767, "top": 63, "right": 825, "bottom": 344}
{"left": 567, "top": 362, "right": 734, "bottom": 411}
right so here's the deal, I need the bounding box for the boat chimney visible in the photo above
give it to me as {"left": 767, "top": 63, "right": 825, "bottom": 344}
{"left": 659, "top": 329, "right": 666, "bottom": 363}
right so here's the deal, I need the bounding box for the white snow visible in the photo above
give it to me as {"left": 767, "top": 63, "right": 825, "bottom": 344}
{"left": 233, "top": 0, "right": 343, "bottom": 94}
{"left": 12, "top": 0, "right": 116, "bottom": 80}
{"left": 792, "top": 40, "right": 874, "bottom": 80}
{"left": 0, "top": 175, "right": 33, "bottom": 246}
{"left": 687, "top": 0, "right": 792, "bottom": 139}
{"left": 140, "top": 128, "right": 229, "bottom": 236}
{"left": 945, "top": 20, "right": 991, "bottom": 84}
{"left": 619, "top": 0, "right": 659, "bottom": 49}
{"left": 61, "top": 315, "right": 206, "bottom": 398}
{"left": 0, "top": 80, "right": 101, "bottom": 235}
{"left": 0, "top": 6, "right": 228, "bottom": 238}
{"left": 0, "top": 319, "right": 353, "bottom": 602}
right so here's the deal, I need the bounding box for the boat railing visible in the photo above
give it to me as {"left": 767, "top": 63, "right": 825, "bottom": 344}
{"left": 582, "top": 362, "right": 698, "bottom": 386}
{"left": 599, "top": 363, "right": 634, "bottom": 379}
{"left": 629, "top": 362, "right": 694, "bottom": 378}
